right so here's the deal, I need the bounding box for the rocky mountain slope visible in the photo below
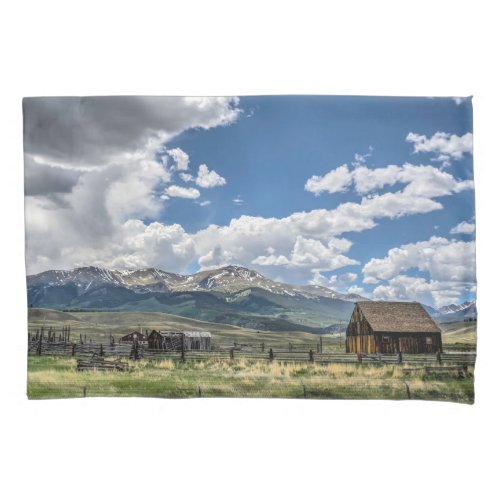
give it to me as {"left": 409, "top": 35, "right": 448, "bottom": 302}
{"left": 27, "top": 265, "right": 364, "bottom": 332}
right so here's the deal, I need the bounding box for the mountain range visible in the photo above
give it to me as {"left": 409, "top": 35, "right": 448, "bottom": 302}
{"left": 27, "top": 265, "right": 476, "bottom": 332}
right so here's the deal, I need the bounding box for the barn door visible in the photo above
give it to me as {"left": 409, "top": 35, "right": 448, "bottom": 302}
{"left": 399, "top": 337, "right": 418, "bottom": 354}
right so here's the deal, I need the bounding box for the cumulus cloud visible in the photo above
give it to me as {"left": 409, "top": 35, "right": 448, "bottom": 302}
{"left": 163, "top": 185, "right": 200, "bottom": 199}
{"left": 179, "top": 172, "right": 194, "bottom": 182}
{"left": 363, "top": 236, "right": 476, "bottom": 283}
{"left": 195, "top": 164, "right": 226, "bottom": 188}
{"left": 406, "top": 131, "right": 473, "bottom": 166}
{"left": 364, "top": 236, "right": 476, "bottom": 307}
{"left": 305, "top": 163, "right": 473, "bottom": 197}
{"left": 304, "top": 164, "right": 352, "bottom": 195}
{"left": 165, "top": 148, "right": 190, "bottom": 171}
{"left": 339, "top": 272, "right": 358, "bottom": 283}
{"left": 24, "top": 97, "right": 242, "bottom": 274}
{"left": 450, "top": 221, "right": 476, "bottom": 234}
{"left": 23, "top": 96, "right": 241, "bottom": 167}
{"left": 372, "top": 274, "right": 475, "bottom": 308}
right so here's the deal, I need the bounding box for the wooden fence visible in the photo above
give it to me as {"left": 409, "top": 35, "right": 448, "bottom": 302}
{"left": 27, "top": 339, "right": 476, "bottom": 366}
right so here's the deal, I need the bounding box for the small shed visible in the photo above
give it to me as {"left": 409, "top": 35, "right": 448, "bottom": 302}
{"left": 147, "top": 330, "right": 211, "bottom": 351}
{"left": 346, "top": 301, "right": 442, "bottom": 354}
{"left": 120, "top": 331, "right": 148, "bottom": 345}
{"left": 183, "top": 331, "right": 211, "bottom": 350}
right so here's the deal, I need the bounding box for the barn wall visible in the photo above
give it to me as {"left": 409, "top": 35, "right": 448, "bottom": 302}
{"left": 184, "top": 335, "right": 211, "bottom": 351}
{"left": 346, "top": 305, "right": 376, "bottom": 353}
{"left": 346, "top": 334, "right": 376, "bottom": 353}
{"left": 375, "top": 333, "right": 442, "bottom": 354}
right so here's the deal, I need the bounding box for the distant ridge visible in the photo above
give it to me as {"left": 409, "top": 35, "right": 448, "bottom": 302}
{"left": 27, "top": 265, "right": 366, "bottom": 332}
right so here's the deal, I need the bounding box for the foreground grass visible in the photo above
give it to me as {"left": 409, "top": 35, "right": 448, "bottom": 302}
{"left": 27, "top": 356, "right": 474, "bottom": 404}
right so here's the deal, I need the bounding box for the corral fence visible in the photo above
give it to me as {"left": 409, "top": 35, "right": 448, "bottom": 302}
{"left": 28, "top": 338, "right": 476, "bottom": 366}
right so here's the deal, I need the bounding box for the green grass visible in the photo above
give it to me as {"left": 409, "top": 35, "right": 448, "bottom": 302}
{"left": 27, "top": 355, "right": 475, "bottom": 403}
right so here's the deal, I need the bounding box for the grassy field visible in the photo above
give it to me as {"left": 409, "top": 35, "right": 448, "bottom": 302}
{"left": 27, "top": 355, "right": 474, "bottom": 403}
{"left": 27, "top": 309, "right": 476, "bottom": 403}
{"left": 440, "top": 321, "right": 477, "bottom": 349}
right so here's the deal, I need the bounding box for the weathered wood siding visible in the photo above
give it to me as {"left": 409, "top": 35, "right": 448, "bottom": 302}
{"left": 346, "top": 305, "right": 377, "bottom": 353}
{"left": 347, "top": 334, "right": 376, "bottom": 353}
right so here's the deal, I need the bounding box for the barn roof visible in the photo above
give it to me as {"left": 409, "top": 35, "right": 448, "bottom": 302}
{"left": 356, "top": 301, "right": 441, "bottom": 334}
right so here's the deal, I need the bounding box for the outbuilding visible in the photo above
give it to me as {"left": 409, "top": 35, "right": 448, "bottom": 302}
{"left": 346, "top": 301, "right": 442, "bottom": 354}
{"left": 147, "top": 330, "right": 211, "bottom": 351}
{"left": 120, "top": 331, "right": 148, "bottom": 345}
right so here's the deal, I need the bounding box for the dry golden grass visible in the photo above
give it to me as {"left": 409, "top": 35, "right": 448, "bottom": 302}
{"left": 27, "top": 356, "right": 475, "bottom": 403}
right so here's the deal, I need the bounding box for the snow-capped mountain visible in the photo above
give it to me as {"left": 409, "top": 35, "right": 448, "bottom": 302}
{"left": 437, "top": 301, "right": 476, "bottom": 316}
{"left": 27, "top": 265, "right": 365, "bottom": 332}
{"left": 28, "top": 265, "right": 366, "bottom": 302}
{"left": 424, "top": 300, "right": 477, "bottom": 321}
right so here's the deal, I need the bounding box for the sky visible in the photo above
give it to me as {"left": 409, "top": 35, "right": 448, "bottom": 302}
{"left": 23, "top": 96, "right": 476, "bottom": 307}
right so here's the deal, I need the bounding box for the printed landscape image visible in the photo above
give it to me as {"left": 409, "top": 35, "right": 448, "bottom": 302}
{"left": 24, "top": 96, "right": 476, "bottom": 403}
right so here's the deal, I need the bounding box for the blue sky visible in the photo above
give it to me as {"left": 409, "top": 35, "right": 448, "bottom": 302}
{"left": 24, "top": 96, "right": 475, "bottom": 307}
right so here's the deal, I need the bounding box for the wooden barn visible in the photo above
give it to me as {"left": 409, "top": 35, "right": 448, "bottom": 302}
{"left": 120, "top": 331, "right": 148, "bottom": 345}
{"left": 346, "top": 301, "right": 442, "bottom": 354}
{"left": 147, "top": 330, "right": 211, "bottom": 351}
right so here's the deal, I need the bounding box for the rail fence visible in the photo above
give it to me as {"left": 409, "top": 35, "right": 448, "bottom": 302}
{"left": 28, "top": 340, "right": 476, "bottom": 366}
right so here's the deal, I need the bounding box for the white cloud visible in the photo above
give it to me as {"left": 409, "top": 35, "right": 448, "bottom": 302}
{"left": 197, "top": 200, "right": 212, "bottom": 207}
{"left": 372, "top": 274, "right": 475, "bottom": 308}
{"left": 347, "top": 285, "right": 365, "bottom": 295}
{"left": 24, "top": 97, "right": 242, "bottom": 274}
{"left": 406, "top": 131, "right": 473, "bottom": 165}
{"left": 166, "top": 148, "right": 190, "bottom": 171}
{"left": 304, "top": 164, "right": 352, "bottom": 195}
{"left": 195, "top": 164, "right": 226, "bottom": 188}
{"left": 339, "top": 272, "right": 358, "bottom": 283}
{"left": 179, "top": 172, "right": 194, "bottom": 182}
{"left": 164, "top": 185, "right": 200, "bottom": 199}
{"left": 363, "top": 236, "right": 476, "bottom": 283}
{"left": 450, "top": 221, "right": 476, "bottom": 234}
{"left": 351, "top": 148, "right": 373, "bottom": 168}
{"left": 305, "top": 162, "right": 473, "bottom": 199}
{"left": 364, "top": 236, "right": 476, "bottom": 307}
{"left": 233, "top": 195, "right": 244, "bottom": 205}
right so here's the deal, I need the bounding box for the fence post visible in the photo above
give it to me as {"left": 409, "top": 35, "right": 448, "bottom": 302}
{"left": 100, "top": 344, "right": 104, "bottom": 357}
{"left": 404, "top": 382, "right": 411, "bottom": 400}
{"left": 301, "top": 381, "right": 307, "bottom": 399}
{"left": 36, "top": 329, "right": 43, "bottom": 356}
{"left": 261, "top": 342, "right": 265, "bottom": 353}
{"left": 309, "top": 349, "right": 314, "bottom": 363}
{"left": 83, "top": 386, "right": 87, "bottom": 398}
{"left": 181, "top": 340, "right": 185, "bottom": 362}
{"left": 437, "top": 351, "right": 442, "bottom": 365}
{"left": 269, "top": 348, "right": 274, "bottom": 362}
{"left": 198, "top": 386, "right": 202, "bottom": 397}
{"left": 319, "top": 336, "right": 323, "bottom": 354}
{"left": 398, "top": 351, "right": 403, "bottom": 364}
{"left": 229, "top": 348, "right": 234, "bottom": 360}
